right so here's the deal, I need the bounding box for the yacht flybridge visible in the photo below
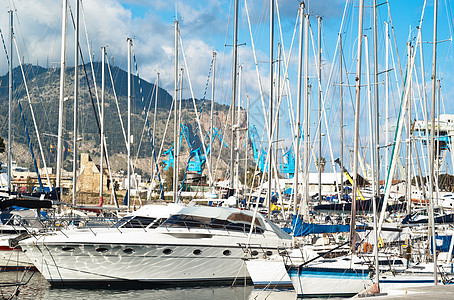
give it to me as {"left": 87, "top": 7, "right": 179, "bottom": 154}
{"left": 19, "top": 205, "right": 291, "bottom": 286}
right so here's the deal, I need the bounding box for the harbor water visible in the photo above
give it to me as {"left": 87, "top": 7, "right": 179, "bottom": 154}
{"left": 0, "top": 271, "right": 298, "bottom": 300}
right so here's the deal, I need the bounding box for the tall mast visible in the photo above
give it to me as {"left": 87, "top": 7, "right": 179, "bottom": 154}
{"left": 373, "top": 0, "right": 380, "bottom": 199}
{"left": 151, "top": 72, "right": 159, "bottom": 185}
{"left": 385, "top": 22, "right": 389, "bottom": 178}
{"left": 293, "top": 3, "right": 304, "bottom": 216}
{"left": 100, "top": 46, "right": 106, "bottom": 206}
{"left": 56, "top": 0, "right": 68, "bottom": 190}
{"left": 173, "top": 20, "right": 179, "bottom": 202}
{"left": 229, "top": 0, "right": 239, "bottom": 190}
{"left": 7, "top": 10, "right": 13, "bottom": 191}
{"left": 406, "top": 42, "right": 412, "bottom": 216}
{"left": 177, "top": 67, "right": 183, "bottom": 200}
{"left": 245, "top": 95, "right": 250, "bottom": 193}
{"left": 268, "top": 0, "right": 274, "bottom": 217}
{"left": 317, "top": 16, "right": 322, "bottom": 203}
{"left": 72, "top": 0, "right": 79, "bottom": 205}
{"left": 365, "top": 34, "right": 380, "bottom": 286}
{"left": 276, "top": 43, "right": 281, "bottom": 180}
{"left": 429, "top": 0, "right": 438, "bottom": 285}
{"left": 237, "top": 65, "right": 242, "bottom": 194}
{"left": 373, "top": 0, "right": 380, "bottom": 284}
{"left": 210, "top": 52, "right": 216, "bottom": 190}
{"left": 302, "top": 13, "right": 309, "bottom": 221}
{"left": 339, "top": 33, "right": 344, "bottom": 204}
{"left": 127, "top": 37, "right": 132, "bottom": 210}
{"left": 351, "top": 0, "right": 365, "bottom": 252}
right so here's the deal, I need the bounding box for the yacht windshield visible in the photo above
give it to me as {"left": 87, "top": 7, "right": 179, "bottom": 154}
{"left": 113, "top": 216, "right": 162, "bottom": 229}
{"left": 162, "top": 214, "right": 265, "bottom": 234}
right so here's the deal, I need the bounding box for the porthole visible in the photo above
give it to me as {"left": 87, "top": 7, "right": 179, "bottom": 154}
{"left": 123, "top": 248, "right": 135, "bottom": 254}
{"left": 223, "top": 250, "right": 231, "bottom": 256}
{"left": 266, "top": 251, "right": 273, "bottom": 256}
{"left": 62, "top": 247, "right": 75, "bottom": 252}
{"left": 251, "top": 250, "right": 259, "bottom": 256}
{"left": 163, "top": 249, "right": 173, "bottom": 255}
{"left": 96, "top": 247, "right": 109, "bottom": 253}
{"left": 193, "top": 249, "right": 202, "bottom": 255}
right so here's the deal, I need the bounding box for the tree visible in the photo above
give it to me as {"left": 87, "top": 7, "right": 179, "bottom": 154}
{"left": 243, "top": 167, "right": 263, "bottom": 189}
{"left": 316, "top": 157, "right": 326, "bottom": 173}
{"left": 26, "top": 176, "right": 34, "bottom": 193}
{"left": 163, "top": 166, "right": 174, "bottom": 191}
{"left": 0, "top": 137, "right": 5, "bottom": 153}
{"left": 113, "top": 180, "right": 120, "bottom": 192}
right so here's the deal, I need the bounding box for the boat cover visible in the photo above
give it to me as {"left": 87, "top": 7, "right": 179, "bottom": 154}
{"left": 283, "top": 215, "right": 350, "bottom": 236}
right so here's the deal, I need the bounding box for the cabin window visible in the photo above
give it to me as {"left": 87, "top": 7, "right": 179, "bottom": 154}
{"left": 163, "top": 249, "right": 173, "bottom": 255}
{"left": 223, "top": 250, "right": 232, "bottom": 256}
{"left": 62, "top": 247, "right": 75, "bottom": 252}
{"left": 123, "top": 248, "right": 135, "bottom": 254}
{"left": 378, "top": 260, "right": 404, "bottom": 266}
{"left": 96, "top": 247, "right": 109, "bottom": 253}
{"left": 193, "top": 249, "right": 202, "bottom": 255}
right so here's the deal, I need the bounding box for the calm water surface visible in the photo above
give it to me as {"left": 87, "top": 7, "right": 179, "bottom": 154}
{"left": 0, "top": 271, "right": 298, "bottom": 300}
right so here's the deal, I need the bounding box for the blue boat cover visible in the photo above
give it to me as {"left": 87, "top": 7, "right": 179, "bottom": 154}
{"left": 282, "top": 215, "right": 351, "bottom": 236}
{"left": 431, "top": 235, "right": 454, "bottom": 253}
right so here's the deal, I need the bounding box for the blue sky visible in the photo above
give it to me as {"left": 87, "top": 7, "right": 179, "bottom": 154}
{"left": 1, "top": 0, "right": 454, "bottom": 177}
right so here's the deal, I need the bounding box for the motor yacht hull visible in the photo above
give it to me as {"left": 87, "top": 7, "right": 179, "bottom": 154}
{"left": 21, "top": 230, "right": 289, "bottom": 286}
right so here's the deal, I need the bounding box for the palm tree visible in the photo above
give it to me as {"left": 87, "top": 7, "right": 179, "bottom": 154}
{"left": 316, "top": 157, "right": 326, "bottom": 173}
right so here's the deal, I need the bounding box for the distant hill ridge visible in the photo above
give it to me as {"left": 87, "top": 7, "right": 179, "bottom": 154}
{"left": 0, "top": 63, "right": 230, "bottom": 174}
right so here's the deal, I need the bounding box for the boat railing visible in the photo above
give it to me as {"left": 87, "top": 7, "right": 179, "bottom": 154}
{"left": 438, "top": 264, "right": 454, "bottom": 284}
{"left": 237, "top": 243, "right": 280, "bottom": 259}
{"left": 5, "top": 215, "right": 119, "bottom": 235}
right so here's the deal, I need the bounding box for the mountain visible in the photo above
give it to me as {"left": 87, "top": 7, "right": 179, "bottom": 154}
{"left": 0, "top": 63, "right": 233, "bottom": 177}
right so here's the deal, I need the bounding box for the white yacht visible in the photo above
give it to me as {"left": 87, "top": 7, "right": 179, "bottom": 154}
{"left": 19, "top": 205, "right": 291, "bottom": 286}
{"left": 0, "top": 208, "right": 46, "bottom": 269}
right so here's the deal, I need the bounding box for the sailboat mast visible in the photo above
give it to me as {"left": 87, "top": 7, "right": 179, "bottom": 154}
{"left": 406, "top": 42, "right": 412, "bottom": 216}
{"left": 100, "top": 46, "right": 106, "bottom": 205}
{"left": 177, "top": 67, "right": 183, "bottom": 200}
{"left": 385, "top": 22, "right": 389, "bottom": 178}
{"left": 56, "top": 0, "right": 68, "bottom": 190}
{"left": 151, "top": 72, "right": 159, "bottom": 185}
{"left": 237, "top": 65, "right": 242, "bottom": 196}
{"left": 293, "top": 3, "right": 304, "bottom": 216}
{"left": 276, "top": 43, "right": 281, "bottom": 179}
{"left": 127, "top": 37, "right": 132, "bottom": 210}
{"left": 373, "top": 0, "right": 380, "bottom": 201}
{"left": 245, "top": 95, "right": 249, "bottom": 193}
{"left": 8, "top": 10, "right": 13, "bottom": 191}
{"left": 317, "top": 16, "right": 322, "bottom": 203}
{"left": 339, "top": 34, "right": 344, "bottom": 203}
{"left": 173, "top": 20, "right": 179, "bottom": 202}
{"left": 72, "top": 0, "right": 79, "bottom": 205}
{"left": 229, "top": 0, "right": 238, "bottom": 190}
{"left": 210, "top": 52, "right": 216, "bottom": 190}
{"left": 365, "top": 33, "right": 380, "bottom": 285}
{"left": 373, "top": 0, "right": 380, "bottom": 284}
{"left": 351, "top": 0, "right": 365, "bottom": 252}
{"left": 429, "top": 0, "right": 438, "bottom": 285}
{"left": 268, "top": 0, "right": 274, "bottom": 217}
{"left": 302, "top": 13, "right": 309, "bottom": 221}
